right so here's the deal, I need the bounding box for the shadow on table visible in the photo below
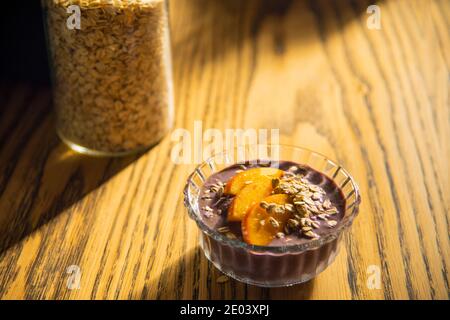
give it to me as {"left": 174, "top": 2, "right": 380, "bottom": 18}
{"left": 172, "top": 0, "right": 384, "bottom": 63}
{"left": 138, "top": 246, "right": 315, "bottom": 300}
{"left": 0, "top": 84, "right": 145, "bottom": 256}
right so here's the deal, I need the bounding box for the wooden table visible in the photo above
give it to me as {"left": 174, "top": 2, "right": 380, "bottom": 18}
{"left": 0, "top": 0, "right": 448, "bottom": 300}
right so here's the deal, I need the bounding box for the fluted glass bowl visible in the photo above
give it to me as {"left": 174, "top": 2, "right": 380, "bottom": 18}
{"left": 183, "top": 145, "right": 361, "bottom": 287}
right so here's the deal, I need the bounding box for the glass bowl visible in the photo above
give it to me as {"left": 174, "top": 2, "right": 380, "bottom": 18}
{"left": 183, "top": 144, "right": 361, "bottom": 287}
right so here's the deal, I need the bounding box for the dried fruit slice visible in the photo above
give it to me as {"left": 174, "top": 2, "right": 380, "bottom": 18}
{"left": 242, "top": 194, "right": 291, "bottom": 246}
{"left": 224, "top": 167, "right": 283, "bottom": 195}
{"left": 227, "top": 175, "right": 275, "bottom": 222}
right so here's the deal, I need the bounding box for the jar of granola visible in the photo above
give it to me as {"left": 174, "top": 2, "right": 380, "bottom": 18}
{"left": 42, "top": 0, "right": 174, "bottom": 156}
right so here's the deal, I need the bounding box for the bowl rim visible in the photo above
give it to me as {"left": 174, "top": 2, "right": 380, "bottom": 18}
{"left": 183, "top": 144, "right": 361, "bottom": 254}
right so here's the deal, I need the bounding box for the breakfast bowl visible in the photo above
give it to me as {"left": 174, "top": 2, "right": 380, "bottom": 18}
{"left": 183, "top": 144, "right": 360, "bottom": 287}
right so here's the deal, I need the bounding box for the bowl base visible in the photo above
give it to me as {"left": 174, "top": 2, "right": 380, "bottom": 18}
{"left": 202, "top": 245, "right": 339, "bottom": 288}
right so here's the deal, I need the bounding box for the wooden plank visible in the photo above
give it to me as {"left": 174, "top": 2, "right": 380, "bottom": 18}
{"left": 0, "top": 0, "right": 448, "bottom": 299}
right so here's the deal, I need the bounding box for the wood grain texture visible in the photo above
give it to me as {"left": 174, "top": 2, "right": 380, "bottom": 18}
{"left": 0, "top": 0, "right": 448, "bottom": 300}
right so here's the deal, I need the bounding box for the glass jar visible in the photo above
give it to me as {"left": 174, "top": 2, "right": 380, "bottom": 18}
{"left": 42, "top": 0, "right": 174, "bottom": 156}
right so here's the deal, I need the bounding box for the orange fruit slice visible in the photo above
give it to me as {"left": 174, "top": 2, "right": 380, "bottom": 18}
{"left": 224, "top": 167, "right": 283, "bottom": 195}
{"left": 242, "top": 194, "right": 291, "bottom": 245}
{"left": 227, "top": 175, "right": 275, "bottom": 222}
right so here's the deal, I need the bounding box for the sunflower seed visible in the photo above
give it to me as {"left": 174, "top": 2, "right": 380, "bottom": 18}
{"left": 260, "top": 201, "right": 269, "bottom": 209}
{"left": 327, "top": 220, "right": 338, "bottom": 227}
{"left": 274, "top": 206, "right": 285, "bottom": 214}
{"left": 312, "top": 192, "right": 322, "bottom": 200}
{"left": 225, "top": 232, "right": 237, "bottom": 240}
{"left": 311, "top": 221, "right": 320, "bottom": 229}
{"left": 269, "top": 217, "right": 280, "bottom": 228}
{"left": 267, "top": 204, "right": 277, "bottom": 213}
{"left": 284, "top": 203, "right": 294, "bottom": 212}
{"left": 308, "top": 205, "right": 321, "bottom": 215}
{"left": 323, "top": 199, "right": 332, "bottom": 209}
{"left": 283, "top": 171, "right": 295, "bottom": 177}
{"left": 304, "top": 230, "right": 319, "bottom": 238}
{"left": 287, "top": 219, "right": 299, "bottom": 228}
{"left": 309, "top": 185, "right": 322, "bottom": 192}
{"left": 218, "top": 226, "right": 230, "bottom": 233}
{"left": 276, "top": 232, "right": 285, "bottom": 239}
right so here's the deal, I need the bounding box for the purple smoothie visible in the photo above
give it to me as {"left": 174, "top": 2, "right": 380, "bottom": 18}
{"left": 198, "top": 161, "right": 346, "bottom": 246}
